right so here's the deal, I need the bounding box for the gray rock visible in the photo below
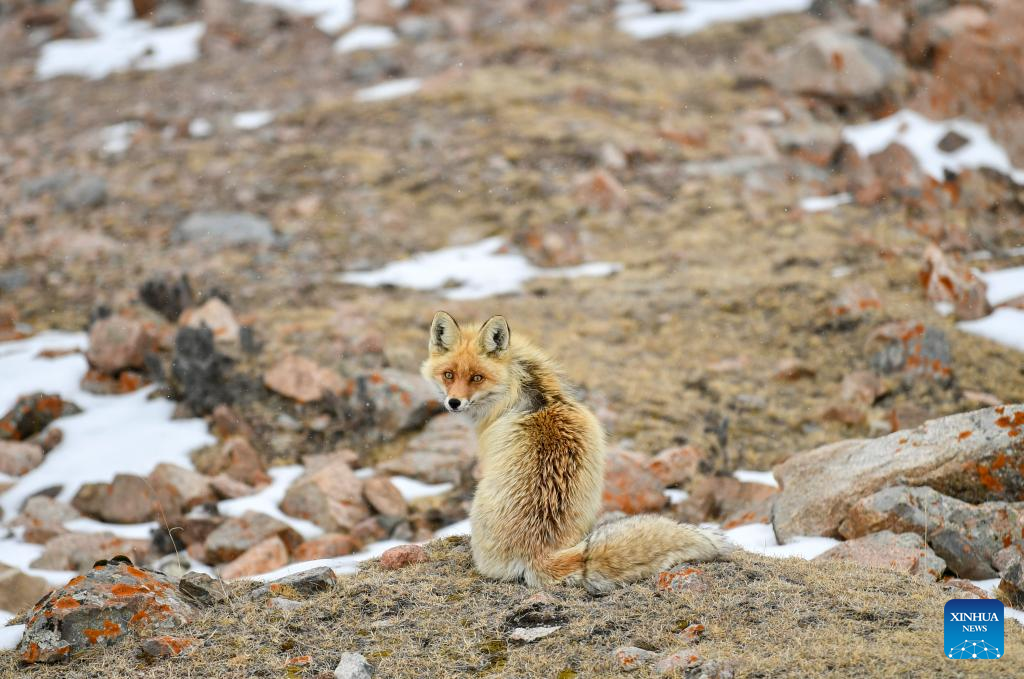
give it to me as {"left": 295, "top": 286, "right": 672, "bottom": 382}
{"left": 0, "top": 268, "right": 29, "bottom": 292}
{"left": 772, "top": 405, "right": 1024, "bottom": 542}
{"left": 771, "top": 28, "right": 907, "bottom": 99}
{"left": 334, "top": 651, "right": 374, "bottom": 679}
{"left": 840, "top": 485, "right": 1024, "bottom": 579}
{"left": 21, "top": 171, "right": 74, "bottom": 198}
{"left": 248, "top": 566, "right": 337, "bottom": 599}
{"left": 178, "top": 571, "right": 230, "bottom": 606}
{"left": 172, "top": 211, "right": 276, "bottom": 247}
{"left": 814, "top": 530, "right": 947, "bottom": 581}
{"left": 58, "top": 174, "right": 107, "bottom": 211}
{"left": 22, "top": 171, "right": 107, "bottom": 210}
{"left": 397, "top": 16, "right": 447, "bottom": 42}
{"left": 510, "top": 625, "right": 561, "bottom": 642}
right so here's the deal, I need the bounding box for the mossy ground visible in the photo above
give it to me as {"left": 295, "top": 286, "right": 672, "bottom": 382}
{"left": 3, "top": 537, "right": 1022, "bottom": 678}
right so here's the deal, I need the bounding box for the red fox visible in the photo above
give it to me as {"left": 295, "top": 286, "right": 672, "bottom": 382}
{"left": 421, "top": 311, "right": 732, "bottom": 592}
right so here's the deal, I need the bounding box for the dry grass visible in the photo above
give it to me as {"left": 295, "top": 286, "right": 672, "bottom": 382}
{"left": 4, "top": 537, "right": 1022, "bottom": 678}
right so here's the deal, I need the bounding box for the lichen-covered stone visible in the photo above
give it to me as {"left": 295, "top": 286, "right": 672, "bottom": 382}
{"left": 18, "top": 560, "right": 196, "bottom": 663}
{"left": 0, "top": 392, "right": 80, "bottom": 441}
{"left": 772, "top": 405, "right": 1024, "bottom": 542}
{"left": 840, "top": 485, "right": 1024, "bottom": 579}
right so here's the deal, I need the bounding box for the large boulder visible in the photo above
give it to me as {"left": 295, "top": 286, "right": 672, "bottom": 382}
{"left": 772, "top": 405, "right": 1024, "bottom": 542}
{"left": 839, "top": 485, "right": 1024, "bottom": 579}
{"left": 17, "top": 560, "right": 196, "bottom": 663}
{"left": 770, "top": 28, "right": 907, "bottom": 100}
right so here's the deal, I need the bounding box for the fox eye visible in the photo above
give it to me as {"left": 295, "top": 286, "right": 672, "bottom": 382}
{"left": 443, "top": 371, "right": 454, "bottom": 380}
{"left": 471, "top": 374, "right": 483, "bottom": 382}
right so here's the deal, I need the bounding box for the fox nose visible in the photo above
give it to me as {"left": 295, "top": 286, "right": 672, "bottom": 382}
{"left": 447, "top": 398, "right": 461, "bottom": 410}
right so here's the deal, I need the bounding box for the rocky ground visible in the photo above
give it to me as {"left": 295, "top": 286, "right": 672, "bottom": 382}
{"left": 2, "top": 0, "right": 1024, "bottom": 676}
{"left": 4, "top": 540, "right": 1024, "bottom": 678}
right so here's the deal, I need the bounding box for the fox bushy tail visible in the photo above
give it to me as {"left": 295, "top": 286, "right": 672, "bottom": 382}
{"left": 540, "top": 515, "right": 733, "bottom": 593}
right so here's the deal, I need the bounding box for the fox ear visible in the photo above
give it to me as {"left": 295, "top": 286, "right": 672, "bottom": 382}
{"left": 429, "top": 311, "right": 461, "bottom": 354}
{"left": 478, "top": 316, "right": 510, "bottom": 356}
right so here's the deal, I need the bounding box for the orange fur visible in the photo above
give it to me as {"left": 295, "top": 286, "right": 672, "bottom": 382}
{"left": 422, "top": 311, "right": 732, "bottom": 592}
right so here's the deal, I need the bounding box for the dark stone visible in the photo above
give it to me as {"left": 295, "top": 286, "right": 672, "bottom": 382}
{"left": 139, "top": 273, "right": 193, "bottom": 322}
{"left": 937, "top": 131, "right": 970, "bottom": 153}
{"left": 178, "top": 572, "right": 230, "bottom": 606}
{"left": 0, "top": 393, "right": 81, "bottom": 441}
{"left": 170, "top": 326, "right": 236, "bottom": 415}
{"left": 248, "top": 566, "right": 337, "bottom": 599}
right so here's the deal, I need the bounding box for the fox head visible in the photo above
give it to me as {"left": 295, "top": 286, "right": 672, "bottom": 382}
{"left": 421, "top": 311, "right": 511, "bottom": 414}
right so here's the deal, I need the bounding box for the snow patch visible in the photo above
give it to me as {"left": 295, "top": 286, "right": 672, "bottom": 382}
{"left": 101, "top": 122, "right": 142, "bottom": 155}
{"left": 955, "top": 265, "right": 1024, "bottom": 352}
{"left": 958, "top": 308, "right": 1024, "bottom": 353}
{"left": 63, "top": 518, "right": 158, "bottom": 540}
{"left": 389, "top": 476, "right": 454, "bottom": 502}
{"left": 0, "top": 624, "right": 25, "bottom": 651}
{"left": 188, "top": 117, "right": 213, "bottom": 138}
{"left": 232, "top": 110, "right": 275, "bottom": 130}
{"left": 434, "top": 518, "right": 471, "bottom": 538}
{"left": 724, "top": 523, "right": 838, "bottom": 559}
{"left": 664, "top": 488, "right": 689, "bottom": 505}
{"left": 244, "top": 0, "right": 354, "bottom": 34}
{"left": 340, "top": 237, "right": 621, "bottom": 299}
{"left": 733, "top": 469, "right": 778, "bottom": 488}
{"left": 977, "top": 266, "right": 1024, "bottom": 307}
{"left": 800, "top": 193, "right": 852, "bottom": 213}
{"left": 617, "top": 0, "right": 812, "bottom": 40}
{"left": 355, "top": 78, "right": 423, "bottom": 102}
{"left": 334, "top": 25, "right": 398, "bottom": 53}
{"left": 0, "top": 332, "right": 214, "bottom": 519}
{"left": 37, "top": 0, "right": 204, "bottom": 80}
{"left": 842, "top": 110, "right": 1024, "bottom": 185}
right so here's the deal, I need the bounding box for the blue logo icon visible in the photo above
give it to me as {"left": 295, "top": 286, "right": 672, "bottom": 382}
{"left": 944, "top": 599, "right": 1004, "bottom": 659}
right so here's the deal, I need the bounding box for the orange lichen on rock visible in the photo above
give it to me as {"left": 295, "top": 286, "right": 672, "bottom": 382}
{"left": 83, "top": 619, "right": 122, "bottom": 645}
{"left": 53, "top": 596, "right": 80, "bottom": 610}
